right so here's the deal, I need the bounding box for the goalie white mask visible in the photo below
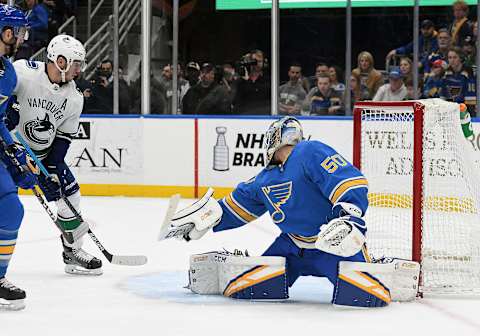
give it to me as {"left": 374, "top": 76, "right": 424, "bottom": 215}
{"left": 264, "top": 116, "right": 304, "bottom": 166}
{"left": 47, "top": 34, "right": 86, "bottom": 83}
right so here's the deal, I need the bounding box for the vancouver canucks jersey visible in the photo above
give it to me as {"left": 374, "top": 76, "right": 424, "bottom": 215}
{"left": 11, "top": 60, "right": 83, "bottom": 157}
{"left": 0, "top": 56, "right": 17, "bottom": 147}
{"left": 214, "top": 140, "right": 369, "bottom": 242}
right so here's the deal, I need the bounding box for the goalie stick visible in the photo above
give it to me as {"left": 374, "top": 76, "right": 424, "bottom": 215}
{"left": 14, "top": 131, "right": 147, "bottom": 266}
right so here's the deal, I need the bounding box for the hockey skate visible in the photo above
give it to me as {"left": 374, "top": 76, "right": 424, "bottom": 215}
{"left": 0, "top": 277, "right": 26, "bottom": 311}
{"left": 61, "top": 236, "right": 103, "bottom": 276}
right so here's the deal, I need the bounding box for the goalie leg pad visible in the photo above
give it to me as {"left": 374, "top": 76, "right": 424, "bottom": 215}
{"left": 368, "top": 258, "right": 420, "bottom": 302}
{"left": 188, "top": 251, "right": 288, "bottom": 300}
{"left": 334, "top": 262, "right": 391, "bottom": 308}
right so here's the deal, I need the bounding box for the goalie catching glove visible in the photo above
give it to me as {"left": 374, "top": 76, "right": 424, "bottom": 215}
{"left": 315, "top": 215, "right": 366, "bottom": 257}
{"left": 170, "top": 188, "right": 223, "bottom": 241}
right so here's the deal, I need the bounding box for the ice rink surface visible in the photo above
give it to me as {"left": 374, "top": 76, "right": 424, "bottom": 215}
{"left": 2, "top": 195, "right": 480, "bottom": 336}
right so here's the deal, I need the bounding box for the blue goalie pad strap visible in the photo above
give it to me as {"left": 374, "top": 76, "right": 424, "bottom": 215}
{"left": 223, "top": 265, "right": 288, "bottom": 300}
{"left": 333, "top": 271, "right": 390, "bottom": 308}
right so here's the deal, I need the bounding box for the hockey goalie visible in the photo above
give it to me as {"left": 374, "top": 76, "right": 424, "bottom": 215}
{"left": 160, "top": 117, "right": 420, "bottom": 308}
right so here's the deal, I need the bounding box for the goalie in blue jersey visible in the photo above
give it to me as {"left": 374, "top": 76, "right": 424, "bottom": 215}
{"left": 168, "top": 116, "right": 419, "bottom": 307}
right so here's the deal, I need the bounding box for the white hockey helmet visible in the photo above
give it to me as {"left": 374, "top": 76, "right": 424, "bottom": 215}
{"left": 47, "top": 34, "right": 86, "bottom": 82}
{"left": 264, "top": 116, "right": 304, "bottom": 166}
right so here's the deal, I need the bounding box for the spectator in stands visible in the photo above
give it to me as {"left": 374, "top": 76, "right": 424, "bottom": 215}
{"left": 118, "top": 66, "right": 131, "bottom": 114}
{"left": 130, "top": 71, "right": 166, "bottom": 115}
{"left": 233, "top": 49, "right": 271, "bottom": 115}
{"left": 329, "top": 65, "right": 345, "bottom": 94}
{"left": 404, "top": 78, "right": 424, "bottom": 100}
{"left": 461, "top": 35, "right": 476, "bottom": 68}
{"left": 449, "top": 0, "right": 472, "bottom": 47}
{"left": 185, "top": 61, "right": 201, "bottom": 87}
{"left": 423, "top": 59, "right": 447, "bottom": 99}
{"left": 159, "top": 64, "right": 189, "bottom": 114}
{"left": 74, "top": 72, "right": 94, "bottom": 114}
{"left": 217, "top": 62, "right": 237, "bottom": 113}
{"left": 441, "top": 47, "right": 476, "bottom": 114}
{"left": 399, "top": 57, "right": 413, "bottom": 84}
{"left": 43, "top": 0, "right": 67, "bottom": 40}
{"left": 278, "top": 62, "right": 306, "bottom": 115}
{"left": 346, "top": 72, "right": 370, "bottom": 107}
{"left": 85, "top": 60, "right": 131, "bottom": 114}
{"left": 386, "top": 19, "right": 438, "bottom": 62}
{"left": 303, "top": 74, "right": 344, "bottom": 116}
{"left": 373, "top": 69, "right": 407, "bottom": 101}
{"left": 352, "top": 51, "right": 383, "bottom": 100}
{"left": 15, "top": 0, "right": 49, "bottom": 59}
{"left": 422, "top": 29, "right": 451, "bottom": 76}
{"left": 183, "top": 63, "right": 231, "bottom": 115}
{"left": 308, "top": 62, "right": 329, "bottom": 89}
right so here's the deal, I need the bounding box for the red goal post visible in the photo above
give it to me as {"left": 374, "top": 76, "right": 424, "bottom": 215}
{"left": 353, "top": 99, "right": 480, "bottom": 294}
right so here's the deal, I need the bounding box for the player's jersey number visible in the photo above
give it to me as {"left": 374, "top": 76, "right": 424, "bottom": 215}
{"left": 321, "top": 154, "right": 347, "bottom": 173}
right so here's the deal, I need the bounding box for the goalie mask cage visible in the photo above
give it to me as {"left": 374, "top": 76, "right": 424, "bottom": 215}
{"left": 353, "top": 99, "right": 480, "bottom": 294}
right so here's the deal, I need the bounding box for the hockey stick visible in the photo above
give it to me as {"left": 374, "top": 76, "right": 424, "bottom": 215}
{"left": 14, "top": 131, "right": 147, "bottom": 266}
{"left": 0, "top": 138, "right": 72, "bottom": 241}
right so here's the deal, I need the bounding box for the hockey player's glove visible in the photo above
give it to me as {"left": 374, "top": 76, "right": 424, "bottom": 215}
{"left": 4, "top": 144, "right": 37, "bottom": 190}
{"left": 4, "top": 96, "right": 20, "bottom": 131}
{"left": 170, "top": 188, "right": 223, "bottom": 241}
{"left": 38, "top": 174, "right": 62, "bottom": 202}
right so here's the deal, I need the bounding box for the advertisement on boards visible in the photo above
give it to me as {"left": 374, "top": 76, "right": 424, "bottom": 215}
{"left": 197, "top": 118, "right": 353, "bottom": 188}
{"left": 67, "top": 118, "right": 143, "bottom": 184}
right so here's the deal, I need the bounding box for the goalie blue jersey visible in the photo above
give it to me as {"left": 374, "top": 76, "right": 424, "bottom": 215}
{"left": 0, "top": 56, "right": 16, "bottom": 146}
{"left": 214, "top": 140, "right": 369, "bottom": 238}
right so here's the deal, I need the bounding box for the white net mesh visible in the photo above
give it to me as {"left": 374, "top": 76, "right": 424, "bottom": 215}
{"left": 357, "top": 99, "right": 480, "bottom": 294}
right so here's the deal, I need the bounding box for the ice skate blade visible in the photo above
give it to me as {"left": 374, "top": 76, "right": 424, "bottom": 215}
{"left": 65, "top": 264, "right": 103, "bottom": 276}
{"left": 0, "top": 298, "right": 25, "bottom": 311}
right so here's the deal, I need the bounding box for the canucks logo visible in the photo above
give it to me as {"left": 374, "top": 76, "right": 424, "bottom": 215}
{"left": 24, "top": 113, "right": 55, "bottom": 145}
{"left": 261, "top": 181, "right": 292, "bottom": 223}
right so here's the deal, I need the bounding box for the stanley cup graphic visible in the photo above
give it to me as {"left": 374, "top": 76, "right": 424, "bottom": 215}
{"left": 213, "top": 126, "right": 229, "bottom": 171}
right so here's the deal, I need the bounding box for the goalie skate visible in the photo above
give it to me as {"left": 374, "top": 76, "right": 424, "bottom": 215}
{"left": 62, "top": 236, "right": 103, "bottom": 276}
{"left": 0, "top": 277, "right": 26, "bottom": 311}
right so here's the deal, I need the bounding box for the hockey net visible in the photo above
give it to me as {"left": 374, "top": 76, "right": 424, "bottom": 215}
{"left": 353, "top": 99, "right": 480, "bottom": 294}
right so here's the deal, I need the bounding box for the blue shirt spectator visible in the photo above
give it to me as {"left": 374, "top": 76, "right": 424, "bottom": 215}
{"left": 25, "top": 0, "right": 49, "bottom": 46}
{"left": 387, "top": 20, "right": 438, "bottom": 62}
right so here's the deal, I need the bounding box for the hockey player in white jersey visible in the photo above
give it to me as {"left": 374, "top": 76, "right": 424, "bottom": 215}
{"left": 6, "top": 34, "right": 102, "bottom": 275}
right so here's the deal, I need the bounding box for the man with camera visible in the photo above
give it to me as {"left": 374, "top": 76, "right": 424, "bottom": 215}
{"left": 85, "top": 60, "right": 130, "bottom": 114}
{"left": 233, "top": 49, "right": 271, "bottom": 115}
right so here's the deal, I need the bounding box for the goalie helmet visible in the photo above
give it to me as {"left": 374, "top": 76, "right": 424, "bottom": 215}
{"left": 47, "top": 34, "right": 86, "bottom": 82}
{"left": 264, "top": 116, "right": 304, "bottom": 166}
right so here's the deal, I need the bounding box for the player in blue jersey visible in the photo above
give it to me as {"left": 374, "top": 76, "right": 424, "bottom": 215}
{"left": 0, "top": 4, "right": 36, "bottom": 311}
{"left": 166, "top": 116, "right": 418, "bottom": 308}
